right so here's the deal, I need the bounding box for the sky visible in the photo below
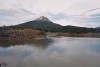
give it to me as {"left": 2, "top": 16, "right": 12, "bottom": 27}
{"left": 0, "top": 0, "right": 100, "bottom": 27}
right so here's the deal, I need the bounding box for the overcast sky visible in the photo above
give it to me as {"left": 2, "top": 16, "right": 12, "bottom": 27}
{"left": 0, "top": 0, "right": 100, "bottom": 27}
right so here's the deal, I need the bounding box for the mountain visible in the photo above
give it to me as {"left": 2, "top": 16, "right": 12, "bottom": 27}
{"left": 96, "top": 27, "right": 100, "bottom": 29}
{"left": 16, "top": 16, "right": 62, "bottom": 31}
{"left": 35, "top": 16, "right": 51, "bottom": 21}
{"left": 15, "top": 16, "right": 96, "bottom": 33}
{"left": 95, "top": 26, "right": 100, "bottom": 33}
{"left": 59, "top": 25, "right": 95, "bottom": 33}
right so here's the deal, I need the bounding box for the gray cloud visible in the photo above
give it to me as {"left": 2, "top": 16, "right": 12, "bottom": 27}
{"left": 0, "top": 0, "right": 100, "bottom": 27}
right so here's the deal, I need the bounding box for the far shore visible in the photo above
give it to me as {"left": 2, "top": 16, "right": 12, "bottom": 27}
{"left": 57, "top": 33, "right": 100, "bottom": 38}
{"left": 0, "top": 31, "right": 100, "bottom": 41}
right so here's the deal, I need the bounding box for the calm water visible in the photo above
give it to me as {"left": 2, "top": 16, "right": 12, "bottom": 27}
{"left": 0, "top": 37, "right": 100, "bottom": 67}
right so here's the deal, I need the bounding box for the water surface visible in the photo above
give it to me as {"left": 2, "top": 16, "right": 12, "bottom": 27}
{"left": 0, "top": 37, "right": 100, "bottom": 67}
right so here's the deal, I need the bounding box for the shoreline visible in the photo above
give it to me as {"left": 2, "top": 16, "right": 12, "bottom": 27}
{"left": 0, "top": 35, "right": 100, "bottom": 41}
{"left": 0, "top": 28, "right": 100, "bottom": 41}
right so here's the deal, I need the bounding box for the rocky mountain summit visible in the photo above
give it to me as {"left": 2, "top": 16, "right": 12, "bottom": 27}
{"left": 35, "top": 16, "right": 51, "bottom": 22}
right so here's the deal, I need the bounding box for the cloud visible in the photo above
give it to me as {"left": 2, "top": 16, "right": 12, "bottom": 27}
{"left": 48, "top": 13, "right": 67, "bottom": 21}
{"left": 54, "top": 8, "right": 100, "bottom": 27}
{"left": 0, "top": 0, "right": 100, "bottom": 27}
{"left": 32, "top": 0, "right": 100, "bottom": 15}
{"left": 0, "top": 8, "right": 35, "bottom": 26}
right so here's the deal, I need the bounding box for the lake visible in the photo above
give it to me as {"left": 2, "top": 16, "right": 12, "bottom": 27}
{"left": 0, "top": 37, "right": 100, "bottom": 67}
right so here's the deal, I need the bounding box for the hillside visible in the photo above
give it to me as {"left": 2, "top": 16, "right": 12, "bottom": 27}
{"left": 95, "top": 26, "right": 100, "bottom": 33}
{"left": 0, "top": 27, "right": 46, "bottom": 40}
{"left": 16, "top": 16, "right": 62, "bottom": 32}
{"left": 96, "top": 27, "right": 100, "bottom": 29}
{"left": 59, "top": 25, "right": 95, "bottom": 33}
{"left": 15, "top": 16, "right": 97, "bottom": 33}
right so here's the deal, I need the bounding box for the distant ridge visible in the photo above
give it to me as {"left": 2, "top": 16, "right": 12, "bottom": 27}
{"left": 96, "top": 27, "right": 100, "bottom": 29}
{"left": 15, "top": 16, "right": 99, "bottom": 33}
{"left": 95, "top": 26, "right": 100, "bottom": 32}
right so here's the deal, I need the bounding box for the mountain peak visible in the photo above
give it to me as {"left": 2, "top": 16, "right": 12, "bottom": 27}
{"left": 35, "top": 16, "right": 51, "bottom": 21}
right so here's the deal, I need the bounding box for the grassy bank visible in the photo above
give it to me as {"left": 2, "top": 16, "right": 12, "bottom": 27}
{"left": 0, "top": 28, "right": 46, "bottom": 40}
{"left": 57, "top": 33, "right": 100, "bottom": 38}
{"left": 0, "top": 27, "right": 100, "bottom": 41}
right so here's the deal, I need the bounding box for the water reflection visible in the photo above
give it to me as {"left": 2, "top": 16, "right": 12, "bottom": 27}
{"left": 0, "top": 39, "right": 53, "bottom": 49}
{"left": 0, "top": 37, "right": 100, "bottom": 67}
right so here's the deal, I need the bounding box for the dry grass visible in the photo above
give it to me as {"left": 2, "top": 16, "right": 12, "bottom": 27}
{"left": 2, "top": 29, "right": 46, "bottom": 40}
{"left": 57, "top": 33, "right": 100, "bottom": 38}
